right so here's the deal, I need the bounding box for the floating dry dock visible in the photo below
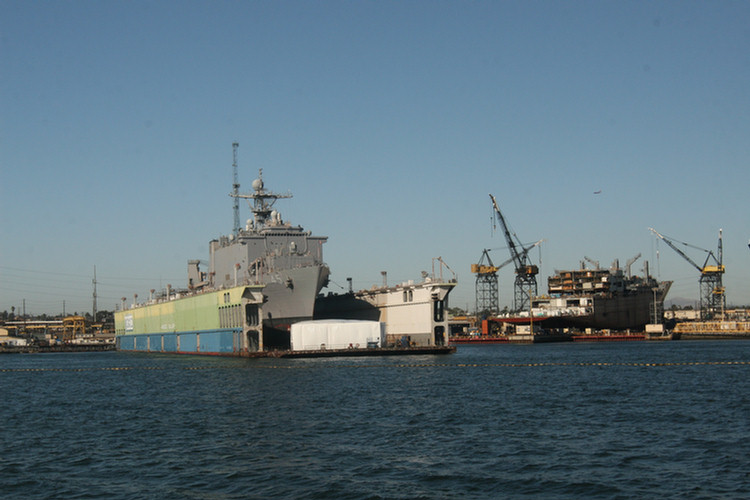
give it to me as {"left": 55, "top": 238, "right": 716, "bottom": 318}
{"left": 119, "top": 344, "right": 455, "bottom": 359}
{"left": 115, "top": 286, "right": 455, "bottom": 358}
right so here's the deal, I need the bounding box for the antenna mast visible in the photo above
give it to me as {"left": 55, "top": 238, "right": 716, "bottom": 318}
{"left": 92, "top": 265, "right": 97, "bottom": 322}
{"left": 232, "top": 142, "right": 240, "bottom": 236}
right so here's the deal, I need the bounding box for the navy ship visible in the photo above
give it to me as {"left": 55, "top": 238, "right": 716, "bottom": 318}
{"left": 188, "top": 169, "right": 329, "bottom": 345}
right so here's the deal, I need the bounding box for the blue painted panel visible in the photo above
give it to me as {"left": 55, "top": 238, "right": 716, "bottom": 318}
{"left": 118, "top": 336, "right": 135, "bottom": 351}
{"left": 216, "top": 330, "right": 237, "bottom": 353}
{"left": 199, "top": 330, "right": 236, "bottom": 353}
{"left": 148, "top": 334, "right": 162, "bottom": 352}
{"left": 179, "top": 333, "right": 198, "bottom": 352}
{"left": 163, "top": 333, "right": 178, "bottom": 352}
{"left": 135, "top": 335, "right": 149, "bottom": 351}
{"left": 118, "top": 329, "right": 239, "bottom": 355}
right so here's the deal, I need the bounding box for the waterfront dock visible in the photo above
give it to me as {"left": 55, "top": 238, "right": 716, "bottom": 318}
{"left": 674, "top": 320, "right": 750, "bottom": 340}
{"left": 450, "top": 331, "right": 671, "bottom": 344}
{"left": 0, "top": 344, "right": 115, "bottom": 354}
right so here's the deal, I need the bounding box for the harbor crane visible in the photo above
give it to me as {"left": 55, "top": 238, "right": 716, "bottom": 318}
{"left": 649, "top": 227, "right": 725, "bottom": 319}
{"left": 489, "top": 194, "right": 541, "bottom": 312}
{"left": 472, "top": 249, "right": 499, "bottom": 316}
{"left": 472, "top": 240, "right": 544, "bottom": 316}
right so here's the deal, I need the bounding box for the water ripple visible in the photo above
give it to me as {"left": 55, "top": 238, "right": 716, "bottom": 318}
{"left": 2, "top": 343, "right": 750, "bottom": 498}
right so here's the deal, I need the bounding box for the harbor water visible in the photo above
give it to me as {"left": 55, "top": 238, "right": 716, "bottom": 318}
{"left": 2, "top": 341, "right": 749, "bottom": 499}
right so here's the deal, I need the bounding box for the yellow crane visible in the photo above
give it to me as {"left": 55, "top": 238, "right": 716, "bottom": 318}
{"left": 472, "top": 239, "right": 543, "bottom": 316}
{"left": 61, "top": 316, "right": 86, "bottom": 342}
{"left": 649, "top": 228, "right": 725, "bottom": 319}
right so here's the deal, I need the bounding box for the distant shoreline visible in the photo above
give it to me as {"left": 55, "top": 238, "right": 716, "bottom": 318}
{"left": 0, "top": 344, "right": 115, "bottom": 354}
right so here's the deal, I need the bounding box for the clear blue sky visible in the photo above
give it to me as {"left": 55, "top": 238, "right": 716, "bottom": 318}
{"left": 2, "top": 0, "right": 749, "bottom": 315}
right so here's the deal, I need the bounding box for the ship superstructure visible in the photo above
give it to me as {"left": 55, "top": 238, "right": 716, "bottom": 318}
{"left": 190, "top": 169, "right": 329, "bottom": 337}
{"left": 529, "top": 261, "right": 671, "bottom": 331}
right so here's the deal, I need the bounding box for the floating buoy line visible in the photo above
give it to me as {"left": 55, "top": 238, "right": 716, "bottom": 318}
{"left": 2, "top": 360, "right": 749, "bottom": 373}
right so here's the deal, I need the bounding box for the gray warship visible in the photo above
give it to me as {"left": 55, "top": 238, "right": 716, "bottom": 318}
{"left": 188, "top": 169, "right": 329, "bottom": 345}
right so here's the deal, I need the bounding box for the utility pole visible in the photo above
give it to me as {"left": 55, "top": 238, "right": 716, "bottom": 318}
{"left": 92, "top": 265, "right": 98, "bottom": 322}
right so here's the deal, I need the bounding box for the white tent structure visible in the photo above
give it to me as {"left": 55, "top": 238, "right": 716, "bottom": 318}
{"left": 290, "top": 320, "right": 385, "bottom": 351}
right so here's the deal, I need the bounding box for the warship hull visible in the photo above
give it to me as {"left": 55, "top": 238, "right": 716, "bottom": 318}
{"left": 261, "top": 264, "right": 330, "bottom": 331}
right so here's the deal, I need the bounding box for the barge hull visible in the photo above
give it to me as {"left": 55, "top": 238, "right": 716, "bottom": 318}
{"left": 117, "top": 333, "right": 454, "bottom": 358}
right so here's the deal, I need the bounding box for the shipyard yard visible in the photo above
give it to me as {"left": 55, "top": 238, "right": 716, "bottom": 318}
{"left": 3, "top": 166, "right": 750, "bottom": 351}
{"left": 3, "top": 158, "right": 749, "bottom": 351}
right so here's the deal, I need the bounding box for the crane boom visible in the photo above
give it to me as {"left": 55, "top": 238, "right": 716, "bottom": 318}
{"left": 518, "top": 239, "right": 544, "bottom": 268}
{"left": 473, "top": 239, "right": 544, "bottom": 275}
{"left": 489, "top": 194, "right": 538, "bottom": 276}
{"left": 649, "top": 228, "right": 704, "bottom": 273}
{"left": 488, "top": 193, "right": 539, "bottom": 312}
{"left": 649, "top": 228, "right": 722, "bottom": 274}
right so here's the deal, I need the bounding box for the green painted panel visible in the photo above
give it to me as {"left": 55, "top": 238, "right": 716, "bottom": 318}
{"left": 115, "top": 285, "right": 259, "bottom": 336}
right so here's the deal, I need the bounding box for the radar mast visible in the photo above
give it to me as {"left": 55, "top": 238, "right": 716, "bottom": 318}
{"left": 230, "top": 169, "right": 292, "bottom": 231}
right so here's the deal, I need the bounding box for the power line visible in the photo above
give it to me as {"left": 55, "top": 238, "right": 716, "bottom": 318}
{"left": 0, "top": 265, "right": 180, "bottom": 282}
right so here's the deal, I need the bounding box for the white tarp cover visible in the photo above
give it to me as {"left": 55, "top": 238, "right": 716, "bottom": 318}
{"left": 290, "top": 320, "right": 385, "bottom": 351}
